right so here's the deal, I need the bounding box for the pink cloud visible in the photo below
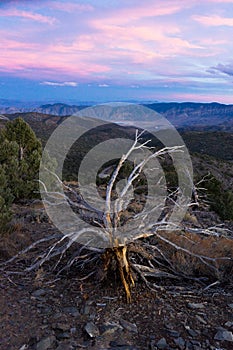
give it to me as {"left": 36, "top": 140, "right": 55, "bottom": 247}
{"left": 88, "top": 21, "right": 203, "bottom": 62}
{"left": 0, "top": 8, "right": 56, "bottom": 24}
{"left": 0, "top": 37, "right": 38, "bottom": 50}
{"left": 166, "top": 92, "right": 233, "bottom": 104}
{"left": 100, "top": 2, "right": 185, "bottom": 25}
{"left": 208, "top": 0, "right": 233, "bottom": 2}
{"left": 0, "top": 32, "right": 110, "bottom": 80}
{"left": 52, "top": 35, "right": 95, "bottom": 53}
{"left": 0, "top": 53, "right": 110, "bottom": 79}
{"left": 193, "top": 15, "right": 233, "bottom": 27}
{"left": 49, "top": 2, "right": 94, "bottom": 13}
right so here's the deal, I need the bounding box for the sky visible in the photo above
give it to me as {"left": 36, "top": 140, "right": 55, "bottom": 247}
{"left": 1, "top": 0, "right": 233, "bottom": 104}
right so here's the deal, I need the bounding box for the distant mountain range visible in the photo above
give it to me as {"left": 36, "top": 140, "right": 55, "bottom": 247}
{"left": 147, "top": 102, "right": 233, "bottom": 130}
{"left": 1, "top": 110, "right": 233, "bottom": 161}
{"left": 1, "top": 101, "right": 233, "bottom": 130}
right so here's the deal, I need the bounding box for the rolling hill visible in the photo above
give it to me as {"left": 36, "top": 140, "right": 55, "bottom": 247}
{"left": 1, "top": 101, "right": 233, "bottom": 130}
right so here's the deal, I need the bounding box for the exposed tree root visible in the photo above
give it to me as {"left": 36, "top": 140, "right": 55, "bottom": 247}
{"left": 102, "top": 246, "right": 135, "bottom": 302}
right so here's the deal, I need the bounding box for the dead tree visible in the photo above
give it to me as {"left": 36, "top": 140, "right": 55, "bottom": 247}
{"left": 1, "top": 131, "right": 232, "bottom": 302}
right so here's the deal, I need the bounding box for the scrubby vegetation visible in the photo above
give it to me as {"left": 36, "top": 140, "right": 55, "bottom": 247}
{"left": 0, "top": 118, "right": 42, "bottom": 230}
{"left": 0, "top": 165, "right": 13, "bottom": 230}
{"left": 202, "top": 174, "right": 233, "bottom": 221}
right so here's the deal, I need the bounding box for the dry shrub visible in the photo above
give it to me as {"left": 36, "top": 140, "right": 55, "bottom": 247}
{"left": 0, "top": 220, "right": 32, "bottom": 261}
{"left": 156, "top": 230, "right": 233, "bottom": 282}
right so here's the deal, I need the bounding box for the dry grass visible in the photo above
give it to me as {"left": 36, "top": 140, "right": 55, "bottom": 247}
{"left": 155, "top": 230, "right": 233, "bottom": 282}
{"left": 0, "top": 221, "right": 32, "bottom": 261}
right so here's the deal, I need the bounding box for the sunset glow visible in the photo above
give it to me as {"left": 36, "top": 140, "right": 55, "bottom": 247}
{"left": 1, "top": 0, "right": 233, "bottom": 103}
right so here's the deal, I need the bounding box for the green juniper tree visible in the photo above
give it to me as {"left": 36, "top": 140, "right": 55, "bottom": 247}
{"left": 0, "top": 117, "right": 42, "bottom": 200}
{"left": 0, "top": 165, "right": 13, "bottom": 230}
{"left": 203, "top": 174, "right": 233, "bottom": 221}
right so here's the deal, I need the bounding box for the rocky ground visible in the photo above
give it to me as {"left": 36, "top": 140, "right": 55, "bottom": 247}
{"left": 0, "top": 205, "right": 233, "bottom": 350}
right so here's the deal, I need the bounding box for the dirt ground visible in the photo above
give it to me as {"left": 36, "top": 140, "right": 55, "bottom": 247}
{"left": 0, "top": 206, "right": 233, "bottom": 350}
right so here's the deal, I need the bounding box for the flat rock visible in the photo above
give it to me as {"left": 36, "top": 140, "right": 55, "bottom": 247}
{"left": 56, "top": 332, "right": 70, "bottom": 340}
{"left": 84, "top": 322, "right": 100, "bottom": 338}
{"left": 157, "top": 337, "right": 168, "bottom": 349}
{"left": 19, "top": 346, "right": 28, "bottom": 350}
{"left": 62, "top": 306, "right": 80, "bottom": 317}
{"left": 108, "top": 346, "right": 138, "bottom": 350}
{"left": 36, "top": 336, "right": 56, "bottom": 350}
{"left": 214, "top": 330, "right": 233, "bottom": 342}
{"left": 225, "top": 321, "right": 233, "bottom": 328}
{"left": 187, "top": 303, "right": 205, "bottom": 310}
{"left": 32, "top": 289, "right": 47, "bottom": 297}
{"left": 109, "top": 339, "right": 130, "bottom": 347}
{"left": 187, "top": 328, "right": 198, "bottom": 337}
{"left": 119, "top": 319, "right": 138, "bottom": 333}
{"left": 101, "top": 322, "right": 123, "bottom": 336}
{"left": 166, "top": 329, "right": 180, "bottom": 338}
{"left": 174, "top": 337, "right": 186, "bottom": 349}
{"left": 55, "top": 343, "right": 72, "bottom": 350}
{"left": 185, "top": 325, "right": 198, "bottom": 337}
{"left": 53, "top": 323, "right": 70, "bottom": 332}
{"left": 195, "top": 315, "right": 207, "bottom": 325}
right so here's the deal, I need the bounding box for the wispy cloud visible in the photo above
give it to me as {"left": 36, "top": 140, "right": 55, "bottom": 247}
{"left": 193, "top": 15, "right": 233, "bottom": 27}
{"left": 168, "top": 92, "right": 233, "bottom": 104}
{"left": 208, "top": 0, "right": 233, "bottom": 3}
{"left": 98, "top": 84, "right": 109, "bottom": 87}
{"left": 210, "top": 63, "right": 233, "bottom": 76}
{"left": 50, "top": 2, "right": 94, "bottom": 13}
{"left": 0, "top": 8, "right": 56, "bottom": 24}
{"left": 40, "top": 81, "right": 78, "bottom": 87}
{"left": 100, "top": 2, "right": 184, "bottom": 25}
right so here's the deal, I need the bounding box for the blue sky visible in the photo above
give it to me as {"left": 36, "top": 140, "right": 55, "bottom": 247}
{"left": 1, "top": 0, "right": 233, "bottom": 103}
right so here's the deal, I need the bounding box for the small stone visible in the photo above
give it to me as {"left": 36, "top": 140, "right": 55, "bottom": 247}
{"left": 96, "top": 303, "right": 106, "bottom": 307}
{"left": 188, "top": 329, "right": 198, "bottom": 337}
{"left": 167, "top": 329, "right": 180, "bottom": 338}
{"left": 84, "top": 322, "right": 100, "bottom": 338}
{"left": 101, "top": 322, "right": 123, "bottom": 336}
{"left": 150, "top": 339, "right": 156, "bottom": 350}
{"left": 55, "top": 343, "right": 72, "bottom": 350}
{"left": 185, "top": 325, "right": 198, "bottom": 337}
{"left": 53, "top": 323, "right": 70, "bottom": 332}
{"left": 56, "top": 332, "right": 70, "bottom": 340}
{"left": 164, "top": 323, "right": 173, "bottom": 330}
{"left": 109, "top": 339, "right": 128, "bottom": 347}
{"left": 81, "top": 304, "right": 91, "bottom": 315}
{"left": 70, "top": 327, "right": 76, "bottom": 334}
{"left": 19, "top": 346, "right": 27, "bottom": 350}
{"left": 214, "top": 330, "right": 233, "bottom": 342}
{"left": 187, "top": 303, "right": 205, "bottom": 310}
{"left": 195, "top": 315, "right": 207, "bottom": 325}
{"left": 32, "top": 289, "right": 46, "bottom": 297}
{"left": 119, "top": 319, "right": 138, "bottom": 333}
{"left": 174, "top": 337, "right": 186, "bottom": 350}
{"left": 63, "top": 306, "right": 80, "bottom": 317}
{"left": 36, "top": 336, "right": 56, "bottom": 350}
{"left": 190, "top": 340, "right": 201, "bottom": 346}
{"left": 53, "top": 312, "right": 63, "bottom": 319}
{"left": 225, "top": 321, "right": 233, "bottom": 328}
{"left": 157, "top": 338, "right": 168, "bottom": 349}
{"left": 108, "top": 346, "right": 138, "bottom": 350}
